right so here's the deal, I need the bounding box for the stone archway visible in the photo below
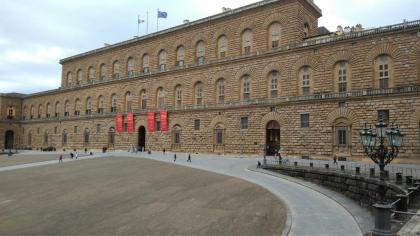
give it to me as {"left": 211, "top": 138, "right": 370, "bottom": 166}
{"left": 5, "top": 130, "right": 14, "bottom": 149}
{"left": 138, "top": 126, "right": 146, "bottom": 151}
{"left": 266, "top": 121, "right": 280, "bottom": 156}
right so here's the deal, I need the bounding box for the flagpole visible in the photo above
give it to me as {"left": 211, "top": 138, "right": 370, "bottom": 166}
{"left": 137, "top": 15, "right": 140, "bottom": 37}
{"left": 157, "top": 9, "right": 159, "bottom": 31}
{"left": 146, "top": 11, "right": 149, "bottom": 34}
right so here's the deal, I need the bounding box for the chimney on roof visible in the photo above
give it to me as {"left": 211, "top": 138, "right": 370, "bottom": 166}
{"left": 183, "top": 19, "right": 190, "bottom": 24}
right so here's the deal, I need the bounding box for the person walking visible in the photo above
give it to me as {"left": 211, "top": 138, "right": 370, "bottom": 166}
{"left": 163, "top": 148, "right": 166, "bottom": 155}
{"left": 333, "top": 154, "right": 338, "bottom": 165}
{"left": 187, "top": 154, "right": 191, "bottom": 162}
{"left": 173, "top": 154, "right": 177, "bottom": 162}
{"left": 75, "top": 151, "right": 78, "bottom": 160}
{"left": 59, "top": 154, "right": 63, "bottom": 164}
{"left": 70, "top": 152, "right": 74, "bottom": 159}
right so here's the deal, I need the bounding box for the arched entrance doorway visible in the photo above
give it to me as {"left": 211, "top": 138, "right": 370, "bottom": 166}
{"left": 138, "top": 126, "right": 146, "bottom": 151}
{"left": 266, "top": 121, "right": 280, "bottom": 155}
{"left": 5, "top": 130, "right": 14, "bottom": 149}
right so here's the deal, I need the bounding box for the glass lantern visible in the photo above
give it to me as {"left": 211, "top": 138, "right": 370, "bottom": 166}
{"left": 360, "top": 125, "right": 372, "bottom": 148}
{"left": 376, "top": 120, "right": 387, "bottom": 138}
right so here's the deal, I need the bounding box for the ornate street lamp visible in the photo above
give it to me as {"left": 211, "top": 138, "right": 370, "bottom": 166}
{"left": 360, "top": 120, "right": 404, "bottom": 236}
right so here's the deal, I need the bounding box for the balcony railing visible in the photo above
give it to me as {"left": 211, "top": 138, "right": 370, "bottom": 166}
{"left": 13, "top": 85, "right": 419, "bottom": 123}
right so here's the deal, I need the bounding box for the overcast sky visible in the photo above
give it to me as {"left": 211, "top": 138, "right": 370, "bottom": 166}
{"left": 1, "top": 0, "right": 419, "bottom": 94}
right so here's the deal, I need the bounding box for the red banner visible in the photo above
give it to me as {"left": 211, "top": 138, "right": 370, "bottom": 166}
{"left": 147, "top": 112, "right": 155, "bottom": 132}
{"left": 116, "top": 113, "right": 124, "bottom": 133}
{"left": 126, "top": 113, "right": 135, "bottom": 133}
{"left": 160, "top": 111, "right": 168, "bottom": 131}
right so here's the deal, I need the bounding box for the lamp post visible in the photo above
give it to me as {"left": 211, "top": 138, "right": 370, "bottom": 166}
{"left": 360, "top": 120, "right": 404, "bottom": 236}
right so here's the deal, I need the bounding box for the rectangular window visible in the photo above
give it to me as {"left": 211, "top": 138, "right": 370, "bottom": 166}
{"left": 337, "top": 128, "right": 347, "bottom": 145}
{"left": 174, "top": 132, "right": 180, "bottom": 144}
{"left": 96, "top": 124, "right": 101, "bottom": 133}
{"left": 194, "top": 119, "right": 200, "bottom": 130}
{"left": 216, "top": 130, "right": 223, "bottom": 144}
{"left": 74, "top": 126, "right": 78, "bottom": 133}
{"left": 378, "top": 64, "right": 389, "bottom": 89}
{"left": 156, "top": 121, "right": 161, "bottom": 131}
{"left": 271, "top": 40, "right": 279, "bottom": 48}
{"left": 241, "top": 117, "right": 248, "bottom": 129}
{"left": 338, "top": 64, "right": 347, "bottom": 92}
{"left": 300, "top": 114, "right": 310, "bottom": 128}
{"left": 124, "top": 123, "right": 128, "bottom": 132}
{"left": 377, "top": 110, "right": 389, "bottom": 124}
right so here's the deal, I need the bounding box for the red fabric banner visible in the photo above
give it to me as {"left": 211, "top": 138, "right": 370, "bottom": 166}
{"left": 116, "top": 113, "right": 124, "bottom": 133}
{"left": 126, "top": 113, "right": 135, "bottom": 133}
{"left": 147, "top": 112, "right": 155, "bottom": 132}
{"left": 160, "top": 111, "right": 168, "bottom": 131}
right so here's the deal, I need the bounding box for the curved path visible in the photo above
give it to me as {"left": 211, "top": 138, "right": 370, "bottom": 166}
{"left": 1, "top": 151, "right": 363, "bottom": 236}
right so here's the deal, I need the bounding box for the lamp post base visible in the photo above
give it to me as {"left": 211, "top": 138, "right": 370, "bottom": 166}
{"left": 372, "top": 203, "right": 393, "bottom": 236}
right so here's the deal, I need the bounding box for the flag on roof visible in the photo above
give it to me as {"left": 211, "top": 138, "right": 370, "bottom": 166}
{"left": 158, "top": 10, "right": 167, "bottom": 18}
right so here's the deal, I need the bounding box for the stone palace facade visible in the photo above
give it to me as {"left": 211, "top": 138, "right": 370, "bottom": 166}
{"left": 1, "top": 0, "right": 420, "bottom": 160}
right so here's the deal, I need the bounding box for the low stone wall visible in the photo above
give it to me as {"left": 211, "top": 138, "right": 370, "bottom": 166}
{"left": 264, "top": 165, "right": 407, "bottom": 206}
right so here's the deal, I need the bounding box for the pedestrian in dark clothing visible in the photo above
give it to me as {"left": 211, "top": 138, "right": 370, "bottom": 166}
{"left": 333, "top": 155, "right": 338, "bottom": 165}
{"left": 278, "top": 153, "right": 282, "bottom": 164}
{"left": 257, "top": 161, "right": 261, "bottom": 168}
{"left": 174, "top": 154, "right": 177, "bottom": 162}
{"left": 70, "top": 152, "right": 74, "bottom": 159}
{"left": 59, "top": 154, "right": 63, "bottom": 164}
{"left": 187, "top": 154, "right": 191, "bottom": 162}
{"left": 163, "top": 148, "right": 166, "bottom": 155}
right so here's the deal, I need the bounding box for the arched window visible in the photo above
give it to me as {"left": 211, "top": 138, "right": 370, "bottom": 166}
{"left": 269, "top": 70, "right": 279, "bottom": 98}
{"left": 216, "top": 79, "right": 225, "bottom": 104}
{"left": 125, "top": 92, "right": 132, "bottom": 112}
{"left": 172, "top": 125, "right": 182, "bottom": 147}
{"left": 86, "top": 97, "right": 92, "bottom": 115}
{"left": 303, "top": 22, "right": 310, "bottom": 38}
{"left": 217, "top": 35, "right": 228, "bottom": 59}
{"left": 23, "top": 106, "right": 27, "bottom": 119}
{"left": 269, "top": 22, "right": 281, "bottom": 49}
{"left": 194, "top": 82, "right": 203, "bottom": 105}
{"left": 158, "top": 50, "right": 167, "bottom": 71}
{"left": 46, "top": 103, "right": 51, "bottom": 118}
{"left": 98, "top": 95, "right": 104, "bottom": 114}
{"left": 113, "top": 61, "right": 120, "bottom": 79}
{"left": 74, "top": 99, "right": 81, "bottom": 116}
{"left": 374, "top": 55, "right": 393, "bottom": 89}
{"left": 38, "top": 104, "right": 43, "bottom": 119}
{"left": 77, "top": 69, "right": 82, "bottom": 85}
{"left": 140, "top": 89, "right": 147, "bottom": 109}
{"left": 196, "top": 41, "right": 205, "bottom": 64}
{"left": 111, "top": 94, "right": 117, "bottom": 113}
{"left": 142, "top": 54, "right": 149, "bottom": 73}
{"left": 108, "top": 127, "right": 115, "bottom": 146}
{"left": 54, "top": 102, "right": 60, "bottom": 117}
{"left": 334, "top": 61, "right": 351, "bottom": 93}
{"left": 100, "top": 64, "right": 107, "bottom": 81}
{"left": 88, "top": 66, "right": 95, "bottom": 82}
{"left": 333, "top": 118, "right": 352, "bottom": 154}
{"left": 28, "top": 132, "right": 32, "bottom": 146}
{"left": 44, "top": 131, "right": 49, "bottom": 145}
{"left": 174, "top": 85, "right": 182, "bottom": 107}
{"left": 242, "top": 29, "right": 253, "bottom": 55}
{"left": 66, "top": 72, "right": 72, "bottom": 87}
{"left": 64, "top": 101, "right": 70, "bottom": 116}
{"left": 62, "top": 130, "right": 68, "bottom": 146}
{"left": 176, "top": 46, "right": 185, "bottom": 66}
{"left": 214, "top": 123, "right": 225, "bottom": 146}
{"left": 241, "top": 75, "right": 251, "bottom": 101}
{"left": 84, "top": 128, "right": 90, "bottom": 146}
{"left": 127, "top": 57, "right": 135, "bottom": 76}
{"left": 156, "top": 87, "right": 165, "bottom": 108}
{"left": 299, "top": 66, "right": 312, "bottom": 95}
{"left": 30, "top": 105, "right": 35, "bottom": 119}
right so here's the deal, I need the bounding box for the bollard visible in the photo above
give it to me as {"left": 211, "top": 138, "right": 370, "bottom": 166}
{"left": 310, "top": 162, "right": 313, "bottom": 168}
{"left": 395, "top": 194, "right": 408, "bottom": 220}
{"left": 408, "top": 187, "right": 417, "bottom": 203}
{"left": 384, "top": 170, "right": 389, "bottom": 179}
{"left": 340, "top": 165, "right": 345, "bottom": 171}
{"left": 325, "top": 164, "right": 329, "bottom": 169}
{"left": 370, "top": 168, "right": 375, "bottom": 177}
{"left": 372, "top": 203, "right": 393, "bottom": 236}
{"left": 294, "top": 161, "right": 298, "bottom": 167}
{"left": 406, "top": 176, "right": 413, "bottom": 185}
{"left": 395, "top": 173, "right": 403, "bottom": 185}
{"left": 355, "top": 167, "right": 360, "bottom": 175}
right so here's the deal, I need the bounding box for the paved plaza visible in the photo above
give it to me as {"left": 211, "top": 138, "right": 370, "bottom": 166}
{"left": 0, "top": 153, "right": 59, "bottom": 167}
{"left": 0, "top": 155, "right": 285, "bottom": 236}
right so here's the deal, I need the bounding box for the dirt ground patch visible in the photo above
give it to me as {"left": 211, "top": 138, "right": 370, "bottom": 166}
{"left": 0, "top": 157, "right": 286, "bottom": 235}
